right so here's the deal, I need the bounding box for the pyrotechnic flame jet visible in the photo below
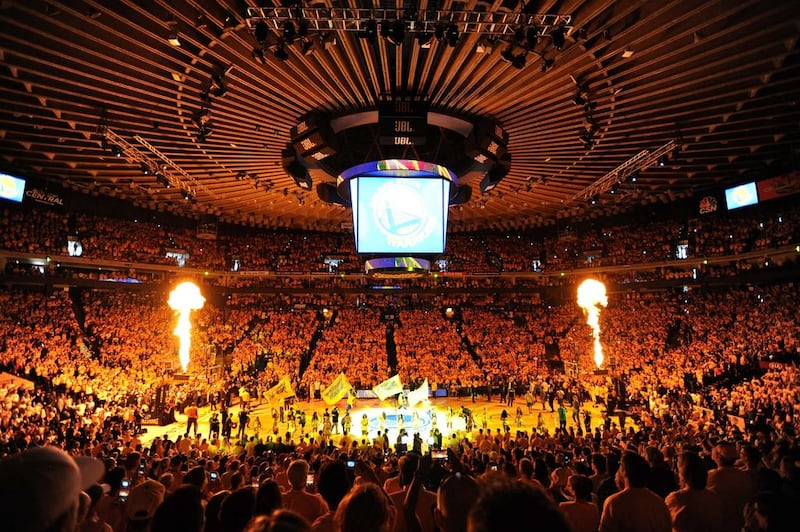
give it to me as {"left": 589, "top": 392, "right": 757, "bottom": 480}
{"left": 577, "top": 279, "right": 608, "bottom": 369}
{"left": 168, "top": 282, "right": 205, "bottom": 372}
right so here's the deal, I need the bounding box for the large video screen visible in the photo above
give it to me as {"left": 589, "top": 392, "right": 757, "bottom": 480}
{"left": 351, "top": 177, "right": 448, "bottom": 254}
{"left": 0, "top": 173, "right": 26, "bottom": 203}
{"left": 724, "top": 181, "right": 758, "bottom": 210}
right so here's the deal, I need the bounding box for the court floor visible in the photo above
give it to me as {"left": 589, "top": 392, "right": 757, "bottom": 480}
{"left": 140, "top": 394, "right": 615, "bottom": 450}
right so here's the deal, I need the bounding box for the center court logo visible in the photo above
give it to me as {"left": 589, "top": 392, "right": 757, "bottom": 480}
{"left": 371, "top": 179, "right": 434, "bottom": 249}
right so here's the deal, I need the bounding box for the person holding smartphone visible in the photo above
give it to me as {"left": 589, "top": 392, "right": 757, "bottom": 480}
{"left": 281, "top": 459, "right": 328, "bottom": 525}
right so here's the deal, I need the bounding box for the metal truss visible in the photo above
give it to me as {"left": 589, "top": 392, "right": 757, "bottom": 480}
{"left": 245, "top": 7, "right": 572, "bottom": 38}
{"left": 572, "top": 140, "right": 678, "bottom": 202}
{"left": 103, "top": 128, "right": 197, "bottom": 198}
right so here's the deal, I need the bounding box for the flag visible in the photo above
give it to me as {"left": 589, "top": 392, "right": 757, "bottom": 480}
{"left": 728, "top": 414, "right": 746, "bottom": 432}
{"left": 321, "top": 373, "right": 352, "bottom": 405}
{"left": 407, "top": 379, "right": 429, "bottom": 407}
{"left": 373, "top": 374, "right": 403, "bottom": 401}
{"left": 263, "top": 376, "right": 294, "bottom": 404}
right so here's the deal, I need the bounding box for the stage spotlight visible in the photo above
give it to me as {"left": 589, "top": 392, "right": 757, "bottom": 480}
{"left": 551, "top": 23, "right": 566, "bottom": 50}
{"left": 320, "top": 32, "right": 337, "bottom": 50}
{"left": 298, "top": 20, "right": 309, "bottom": 38}
{"left": 156, "top": 173, "right": 171, "bottom": 188}
{"left": 434, "top": 23, "right": 445, "bottom": 42}
{"left": 588, "top": 195, "right": 598, "bottom": 206}
{"left": 361, "top": 19, "right": 378, "bottom": 43}
{"left": 196, "top": 125, "right": 212, "bottom": 142}
{"left": 111, "top": 145, "right": 123, "bottom": 157}
{"left": 446, "top": 23, "right": 459, "bottom": 46}
{"left": 301, "top": 39, "right": 314, "bottom": 56}
{"left": 658, "top": 156, "right": 666, "bottom": 167}
{"left": 629, "top": 172, "right": 638, "bottom": 183}
{"left": 416, "top": 32, "right": 433, "bottom": 48}
{"left": 254, "top": 21, "right": 269, "bottom": 44}
{"left": 193, "top": 108, "right": 210, "bottom": 128}
{"left": 283, "top": 21, "right": 297, "bottom": 43}
{"left": 210, "top": 73, "right": 226, "bottom": 97}
{"left": 140, "top": 162, "right": 151, "bottom": 175}
{"left": 252, "top": 46, "right": 266, "bottom": 65}
{"left": 382, "top": 19, "right": 405, "bottom": 46}
{"left": 609, "top": 183, "right": 619, "bottom": 194}
{"left": 525, "top": 27, "right": 538, "bottom": 49}
{"left": 274, "top": 45, "right": 289, "bottom": 61}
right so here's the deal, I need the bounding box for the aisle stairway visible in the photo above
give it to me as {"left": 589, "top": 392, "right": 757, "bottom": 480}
{"left": 298, "top": 309, "right": 329, "bottom": 379}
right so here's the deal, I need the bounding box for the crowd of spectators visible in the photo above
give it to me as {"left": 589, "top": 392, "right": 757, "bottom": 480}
{"left": 301, "top": 309, "right": 389, "bottom": 392}
{"left": 2, "top": 199, "right": 797, "bottom": 276}
{"left": 394, "top": 309, "right": 482, "bottom": 390}
{"left": 0, "top": 198, "right": 799, "bottom": 530}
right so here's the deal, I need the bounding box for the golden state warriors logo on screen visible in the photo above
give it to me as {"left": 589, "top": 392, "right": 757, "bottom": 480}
{"left": 0, "top": 173, "right": 25, "bottom": 203}
{"left": 371, "top": 179, "right": 434, "bottom": 249}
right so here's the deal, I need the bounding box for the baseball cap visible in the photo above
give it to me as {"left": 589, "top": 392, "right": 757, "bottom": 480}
{"left": 127, "top": 479, "right": 166, "bottom": 521}
{"left": 0, "top": 446, "right": 104, "bottom": 532}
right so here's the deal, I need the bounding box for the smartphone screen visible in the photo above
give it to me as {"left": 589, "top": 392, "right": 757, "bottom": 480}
{"left": 306, "top": 473, "right": 314, "bottom": 487}
{"left": 119, "top": 479, "right": 131, "bottom": 501}
{"left": 346, "top": 460, "right": 355, "bottom": 468}
{"left": 431, "top": 449, "right": 448, "bottom": 461}
{"left": 210, "top": 471, "right": 218, "bottom": 481}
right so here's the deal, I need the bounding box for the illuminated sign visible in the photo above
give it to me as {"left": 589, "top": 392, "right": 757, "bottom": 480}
{"left": 378, "top": 101, "right": 428, "bottom": 146}
{"left": 0, "top": 173, "right": 26, "bottom": 203}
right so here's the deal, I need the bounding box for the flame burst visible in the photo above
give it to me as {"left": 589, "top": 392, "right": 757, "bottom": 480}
{"left": 577, "top": 279, "right": 608, "bottom": 369}
{"left": 168, "top": 282, "right": 205, "bottom": 372}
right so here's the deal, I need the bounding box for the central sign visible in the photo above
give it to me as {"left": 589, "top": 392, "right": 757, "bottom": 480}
{"left": 378, "top": 101, "right": 428, "bottom": 146}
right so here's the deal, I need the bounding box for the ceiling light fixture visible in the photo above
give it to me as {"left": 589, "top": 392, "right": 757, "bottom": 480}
{"left": 274, "top": 45, "right": 289, "bottom": 61}
{"left": 525, "top": 27, "right": 538, "bottom": 49}
{"left": 551, "top": 23, "right": 566, "bottom": 50}
{"left": 434, "top": 23, "right": 446, "bottom": 42}
{"left": 254, "top": 21, "right": 269, "bottom": 44}
{"left": 416, "top": 32, "right": 433, "bottom": 48}
{"left": 446, "top": 23, "right": 459, "bottom": 46}
{"left": 381, "top": 19, "right": 405, "bottom": 46}
{"left": 361, "top": 19, "right": 378, "bottom": 43}
{"left": 283, "top": 21, "right": 297, "bottom": 43}
{"left": 251, "top": 46, "right": 266, "bottom": 64}
{"left": 320, "top": 32, "right": 337, "bottom": 50}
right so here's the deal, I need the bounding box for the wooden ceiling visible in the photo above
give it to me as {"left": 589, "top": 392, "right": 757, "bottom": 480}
{"left": 0, "top": 0, "right": 798, "bottom": 232}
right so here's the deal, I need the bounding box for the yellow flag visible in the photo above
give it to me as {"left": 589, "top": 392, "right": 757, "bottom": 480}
{"left": 321, "top": 372, "right": 352, "bottom": 405}
{"left": 373, "top": 374, "right": 403, "bottom": 401}
{"left": 263, "top": 376, "right": 294, "bottom": 404}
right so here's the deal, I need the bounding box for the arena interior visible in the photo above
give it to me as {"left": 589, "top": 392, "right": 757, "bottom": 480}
{"left": 0, "top": 1, "right": 799, "bottom": 531}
